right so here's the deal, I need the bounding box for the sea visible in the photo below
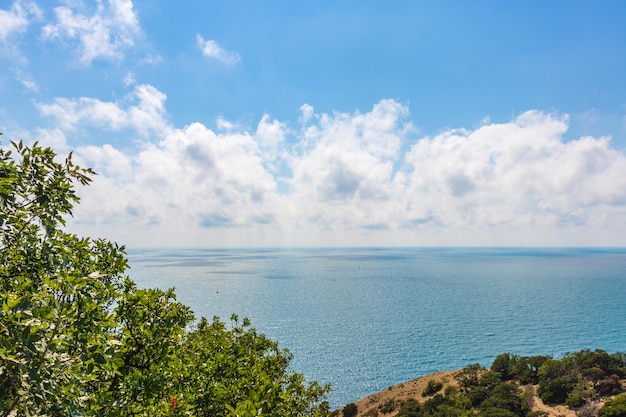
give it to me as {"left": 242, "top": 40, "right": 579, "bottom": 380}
{"left": 127, "top": 247, "right": 626, "bottom": 409}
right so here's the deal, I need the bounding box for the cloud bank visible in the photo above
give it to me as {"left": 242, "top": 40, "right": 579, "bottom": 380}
{"left": 32, "top": 84, "right": 626, "bottom": 246}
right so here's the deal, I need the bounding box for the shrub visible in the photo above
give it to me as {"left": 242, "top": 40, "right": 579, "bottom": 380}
{"left": 598, "top": 376, "right": 623, "bottom": 397}
{"left": 480, "top": 382, "right": 524, "bottom": 417}
{"left": 599, "top": 393, "right": 626, "bottom": 417}
{"left": 538, "top": 377, "right": 571, "bottom": 404}
{"left": 479, "top": 408, "right": 519, "bottom": 417}
{"left": 396, "top": 398, "right": 421, "bottom": 417}
{"left": 566, "top": 381, "right": 593, "bottom": 408}
{"left": 343, "top": 402, "right": 358, "bottom": 417}
{"left": 422, "top": 379, "right": 444, "bottom": 397}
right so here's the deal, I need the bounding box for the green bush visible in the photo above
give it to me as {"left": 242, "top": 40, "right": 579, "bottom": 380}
{"left": 599, "top": 393, "right": 626, "bottom": 417}
{"left": 538, "top": 377, "right": 571, "bottom": 404}
{"left": 479, "top": 382, "right": 524, "bottom": 417}
{"left": 565, "top": 381, "right": 592, "bottom": 408}
{"left": 422, "top": 379, "right": 444, "bottom": 397}
{"left": 343, "top": 402, "right": 358, "bottom": 417}
{"left": 396, "top": 398, "right": 420, "bottom": 417}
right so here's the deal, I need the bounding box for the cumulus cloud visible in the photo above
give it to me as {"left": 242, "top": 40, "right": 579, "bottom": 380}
{"left": 72, "top": 121, "right": 282, "bottom": 245}
{"left": 403, "top": 111, "right": 626, "bottom": 230}
{"left": 38, "top": 91, "right": 626, "bottom": 246}
{"left": 37, "top": 83, "right": 169, "bottom": 136}
{"left": 41, "top": 0, "right": 141, "bottom": 65}
{"left": 288, "top": 100, "right": 412, "bottom": 231}
{"left": 196, "top": 34, "right": 241, "bottom": 65}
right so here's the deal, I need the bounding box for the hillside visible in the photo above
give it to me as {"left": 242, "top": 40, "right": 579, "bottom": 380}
{"left": 346, "top": 371, "right": 578, "bottom": 417}
{"left": 331, "top": 350, "right": 626, "bottom": 417}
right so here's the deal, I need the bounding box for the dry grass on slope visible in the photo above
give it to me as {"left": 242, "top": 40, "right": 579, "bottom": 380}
{"left": 343, "top": 370, "right": 592, "bottom": 417}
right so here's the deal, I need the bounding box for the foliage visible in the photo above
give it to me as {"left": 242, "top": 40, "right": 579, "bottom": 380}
{"left": 533, "top": 349, "right": 626, "bottom": 406}
{"left": 333, "top": 348, "right": 625, "bottom": 417}
{"left": 420, "top": 392, "right": 474, "bottom": 416}
{"left": 479, "top": 382, "right": 526, "bottom": 417}
{"left": 599, "top": 393, "right": 626, "bottom": 417}
{"left": 422, "top": 380, "right": 444, "bottom": 397}
{"left": 0, "top": 139, "right": 330, "bottom": 416}
{"left": 407, "top": 350, "right": 626, "bottom": 417}
{"left": 396, "top": 398, "right": 420, "bottom": 417}
{"left": 491, "top": 353, "right": 514, "bottom": 380}
{"left": 342, "top": 402, "right": 358, "bottom": 417}
{"left": 491, "top": 354, "right": 549, "bottom": 385}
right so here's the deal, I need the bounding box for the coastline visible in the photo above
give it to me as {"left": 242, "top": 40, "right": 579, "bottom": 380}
{"left": 342, "top": 369, "right": 591, "bottom": 417}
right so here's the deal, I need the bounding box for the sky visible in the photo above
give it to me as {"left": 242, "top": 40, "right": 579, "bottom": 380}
{"left": 2, "top": 0, "right": 626, "bottom": 247}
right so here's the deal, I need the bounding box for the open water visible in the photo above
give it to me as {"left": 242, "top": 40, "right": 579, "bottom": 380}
{"left": 127, "top": 247, "right": 626, "bottom": 408}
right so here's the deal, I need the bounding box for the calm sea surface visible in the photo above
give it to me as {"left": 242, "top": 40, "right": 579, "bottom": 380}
{"left": 127, "top": 247, "right": 626, "bottom": 408}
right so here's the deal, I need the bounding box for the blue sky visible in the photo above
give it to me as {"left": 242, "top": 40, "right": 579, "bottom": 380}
{"left": 2, "top": 0, "right": 626, "bottom": 247}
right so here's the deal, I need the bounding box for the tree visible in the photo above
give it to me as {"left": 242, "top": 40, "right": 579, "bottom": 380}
{"left": 479, "top": 382, "right": 525, "bottom": 417}
{"left": 1, "top": 139, "right": 128, "bottom": 415}
{"left": 0, "top": 138, "right": 330, "bottom": 416}
{"left": 491, "top": 353, "right": 514, "bottom": 380}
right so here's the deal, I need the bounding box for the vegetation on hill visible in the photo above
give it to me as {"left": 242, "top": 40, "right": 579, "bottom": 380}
{"left": 0, "top": 138, "right": 330, "bottom": 416}
{"left": 336, "top": 350, "right": 626, "bottom": 417}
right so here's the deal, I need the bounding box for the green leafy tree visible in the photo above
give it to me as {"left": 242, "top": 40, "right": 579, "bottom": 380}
{"left": 479, "top": 382, "right": 525, "bottom": 417}
{"left": 1, "top": 139, "right": 128, "bottom": 415}
{"left": 509, "top": 356, "right": 549, "bottom": 385}
{"left": 0, "top": 138, "right": 330, "bottom": 416}
{"left": 491, "top": 353, "right": 514, "bottom": 380}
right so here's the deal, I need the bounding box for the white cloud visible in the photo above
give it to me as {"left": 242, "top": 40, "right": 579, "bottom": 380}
{"left": 403, "top": 111, "right": 626, "bottom": 229}
{"left": 41, "top": 0, "right": 141, "bottom": 65}
{"left": 216, "top": 116, "right": 235, "bottom": 131}
{"left": 13, "top": 69, "right": 38, "bottom": 92}
{"left": 45, "top": 97, "right": 626, "bottom": 247}
{"left": 289, "top": 100, "right": 411, "bottom": 230}
{"left": 196, "top": 34, "right": 241, "bottom": 65}
{"left": 0, "top": 0, "right": 41, "bottom": 41}
{"left": 255, "top": 114, "right": 286, "bottom": 152}
{"left": 34, "top": 127, "right": 69, "bottom": 151}
{"left": 76, "top": 143, "right": 132, "bottom": 176}
{"left": 122, "top": 71, "right": 135, "bottom": 87}
{"left": 36, "top": 83, "right": 169, "bottom": 137}
{"left": 299, "top": 104, "right": 315, "bottom": 125}
{"left": 72, "top": 121, "right": 281, "bottom": 244}
{"left": 0, "top": 0, "right": 41, "bottom": 61}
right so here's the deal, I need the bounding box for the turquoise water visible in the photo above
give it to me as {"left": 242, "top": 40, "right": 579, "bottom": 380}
{"left": 127, "top": 247, "right": 626, "bottom": 408}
